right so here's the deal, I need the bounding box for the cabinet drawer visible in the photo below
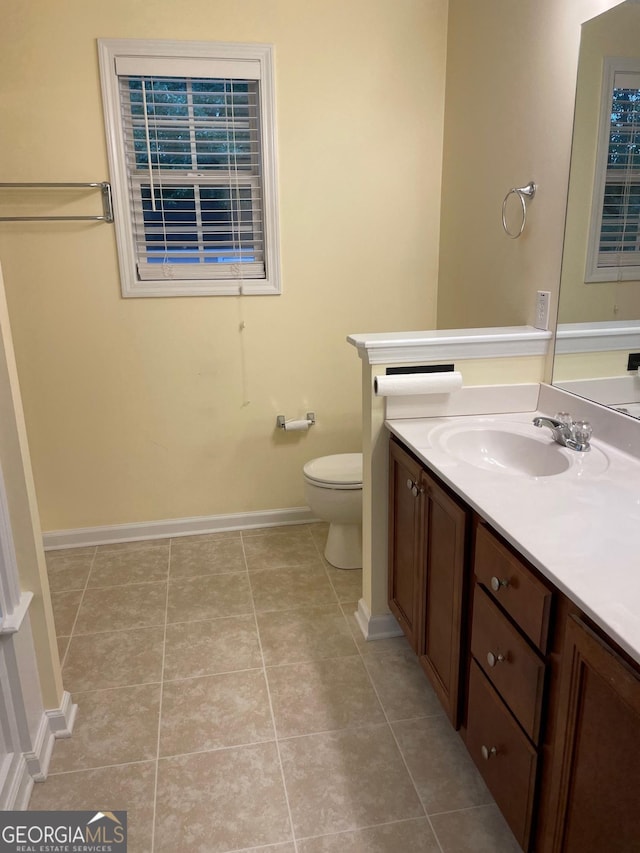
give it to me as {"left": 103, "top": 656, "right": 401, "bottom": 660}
{"left": 466, "top": 660, "right": 538, "bottom": 851}
{"left": 474, "top": 522, "right": 552, "bottom": 652}
{"left": 471, "top": 584, "right": 546, "bottom": 743}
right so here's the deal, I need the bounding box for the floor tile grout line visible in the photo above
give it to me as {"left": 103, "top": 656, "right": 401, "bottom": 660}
{"left": 272, "top": 721, "right": 395, "bottom": 744}
{"left": 164, "top": 611, "right": 255, "bottom": 627}
{"left": 263, "top": 651, "right": 362, "bottom": 671}
{"left": 157, "top": 736, "right": 279, "bottom": 762}
{"left": 214, "top": 842, "right": 295, "bottom": 853}
{"left": 427, "top": 802, "right": 499, "bottom": 818}
{"left": 64, "top": 681, "right": 164, "bottom": 696}
{"left": 292, "top": 815, "right": 438, "bottom": 845}
{"left": 308, "top": 527, "right": 346, "bottom": 606}
{"left": 154, "top": 738, "right": 282, "bottom": 762}
{"left": 163, "top": 664, "right": 265, "bottom": 683}
{"left": 81, "top": 577, "right": 171, "bottom": 592}
{"left": 73, "top": 563, "right": 342, "bottom": 589}
{"left": 46, "top": 738, "right": 283, "bottom": 778}
{"left": 76, "top": 567, "right": 260, "bottom": 594}
{"left": 68, "top": 621, "right": 169, "bottom": 638}
{"left": 46, "top": 757, "right": 157, "bottom": 778}
{"left": 150, "top": 538, "right": 171, "bottom": 853}
{"left": 357, "top": 641, "right": 447, "bottom": 853}
{"left": 245, "top": 562, "right": 329, "bottom": 575}
{"left": 243, "top": 532, "right": 299, "bottom": 853}
{"left": 59, "top": 547, "right": 97, "bottom": 669}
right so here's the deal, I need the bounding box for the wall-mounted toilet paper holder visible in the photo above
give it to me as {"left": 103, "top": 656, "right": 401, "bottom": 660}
{"left": 276, "top": 412, "right": 316, "bottom": 431}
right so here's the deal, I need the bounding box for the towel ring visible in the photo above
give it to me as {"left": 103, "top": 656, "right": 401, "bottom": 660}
{"left": 501, "top": 181, "right": 536, "bottom": 239}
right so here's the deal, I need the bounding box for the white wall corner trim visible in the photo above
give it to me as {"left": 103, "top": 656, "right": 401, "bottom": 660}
{"left": 46, "top": 690, "right": 77, "bottom": 740}
{"left": 28, "top": 690, "right": 77, "bottom": 781}
{"left": 2, "top": 691, "right": 77, "bottom": 809}
{"left": 1, "top": 754, "right": 34, "bottom": 812}
{"left": 43, "top": 507, "right": 317, "bottom": 550}
{"left": 354, "top": 598, "right": 403, "bottom": 641}
{"left": 0, "top": 591, "right": 33, "bottom": 635}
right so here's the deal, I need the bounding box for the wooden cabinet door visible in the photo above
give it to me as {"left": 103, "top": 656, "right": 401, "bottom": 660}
{"left": 466, "top": 660, "right": 538, "bottom": 850}
{"left": 546, "top": 615, "right": 640, "bottom": 852}
{"left": 388, "top": 439, "right": 425, "bottom": 653}
{"left": 419, "top": 474, "right": 468, "bottom": 727}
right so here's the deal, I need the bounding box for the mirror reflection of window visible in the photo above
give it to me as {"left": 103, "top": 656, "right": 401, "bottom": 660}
{"left": 587, "top": 58, "right": 640, "bottom": 282}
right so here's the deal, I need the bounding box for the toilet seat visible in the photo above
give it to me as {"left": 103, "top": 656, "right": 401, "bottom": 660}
{"left": 303, "top": 453, "right": 362, "bottom": 490}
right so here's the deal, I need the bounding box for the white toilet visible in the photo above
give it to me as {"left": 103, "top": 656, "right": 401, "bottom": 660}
{"left": 303, "top": 453, "right": 363, "bottom": 570}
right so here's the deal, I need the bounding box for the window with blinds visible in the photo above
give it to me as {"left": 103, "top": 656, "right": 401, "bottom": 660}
{"left": 98, "top": 40, "right": 281, "bottom": 297}
{"left": 586, "top": 58, "right": 640, "bottom": 282}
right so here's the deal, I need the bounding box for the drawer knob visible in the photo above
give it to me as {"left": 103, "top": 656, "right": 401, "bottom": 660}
{"left": 490, "top": 576, "right": 509, "bottom": 592}
{"left": 481, "top": 745, "right": 497, "bottom": 761}
{"left": 487, "top": 651, "right": 505, "bottom": 667}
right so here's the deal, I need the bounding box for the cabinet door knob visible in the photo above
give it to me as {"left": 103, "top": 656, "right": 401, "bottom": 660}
{"left": 487, "top": 651, "right": 506, "bottom": 667}
{"left": 406, "top": 478, "right": 422, "bottom": 497}
{"left": 481, "top": 745, "right": 497, "bottom": 760}
{"left": 490, "top": 576, "right": 509, "bottom": 592}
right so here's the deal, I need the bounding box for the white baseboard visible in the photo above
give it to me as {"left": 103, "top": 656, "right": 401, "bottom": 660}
{"left": 1, "top": 691, "right": 76, "bottom": 809}
{"left": 43, "top": 507, "right": 317, "bottom": 550}
{"left": 25, "top": 691, "right": 77, "bottom": 783}
{"left": 355, "top": 598, "right": 403, "bottom": 641}
{"left": 46, "top": 690, "right": 77, "bottom": 739}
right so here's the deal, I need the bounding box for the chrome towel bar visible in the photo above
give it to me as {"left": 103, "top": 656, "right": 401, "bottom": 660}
{"left": 0, "top": 182, "right": 113, "bottom": 223}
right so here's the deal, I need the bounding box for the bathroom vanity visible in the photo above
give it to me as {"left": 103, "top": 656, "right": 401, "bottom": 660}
{"left": 386, "top": 413, "right": 640, "bottom": 852}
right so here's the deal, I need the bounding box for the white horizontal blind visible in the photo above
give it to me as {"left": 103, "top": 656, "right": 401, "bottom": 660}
{"left": 598, "top": 70, "right": 640, "bottom": 269}
{"left": 117, "top": 69, "right": 265, "bottom": 281}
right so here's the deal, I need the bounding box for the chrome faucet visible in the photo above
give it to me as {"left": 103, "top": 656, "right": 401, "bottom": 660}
{"left": 532, "top": 413, "right": 592, "bottom": 452}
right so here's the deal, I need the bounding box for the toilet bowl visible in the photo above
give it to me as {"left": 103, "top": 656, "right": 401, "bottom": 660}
{"left": 303, "top": 453, "right": 363, "bottom": 570}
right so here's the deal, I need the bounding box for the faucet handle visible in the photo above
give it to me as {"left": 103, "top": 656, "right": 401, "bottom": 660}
{"left": 554, "top": 411, "right": 573, "bottom": 427}
{"left": 572, "top": 420, "right": 592, "bottom": 446}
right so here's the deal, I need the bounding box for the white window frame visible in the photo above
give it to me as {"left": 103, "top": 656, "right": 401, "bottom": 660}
{"left": 98, "top": 38, "right": 281, "bottom": 297}
{"left": 586, "top": 56, "right": 640, "bottom": 283}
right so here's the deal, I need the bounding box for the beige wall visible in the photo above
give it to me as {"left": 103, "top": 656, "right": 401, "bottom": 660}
{"left": 0, "top": 0, "right": 448, "bottom": 532}
{"left": 558, "top": 2, "right": 640, "bottom": 323}
{"left": 554, "top": 349, "right": 632, "bottom": 380}
{"left": 437, "top": 0, "right": 626, "bottom": 335}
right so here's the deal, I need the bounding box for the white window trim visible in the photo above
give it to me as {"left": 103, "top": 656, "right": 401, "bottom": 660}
{"left": 586, "top": 55, "right": 640, "bottom": 284}
{"left": 98, "top": 38, "right": 281, "bottom": 297}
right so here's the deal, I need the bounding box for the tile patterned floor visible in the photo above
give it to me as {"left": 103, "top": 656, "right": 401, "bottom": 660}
{"left": 32, "top": 523, "right": 521, "bottom": 853}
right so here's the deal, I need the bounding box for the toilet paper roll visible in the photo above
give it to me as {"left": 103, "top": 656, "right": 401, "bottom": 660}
{"left": 374, "top": 371, "right": 463, "bottom": 397}
{"left": 283, "top": 418, "right": 311, "bottom": 431}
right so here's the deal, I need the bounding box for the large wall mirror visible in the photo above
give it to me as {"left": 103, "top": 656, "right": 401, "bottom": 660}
{"left": 553, "top": 0, "right": 640, "bottom": 417}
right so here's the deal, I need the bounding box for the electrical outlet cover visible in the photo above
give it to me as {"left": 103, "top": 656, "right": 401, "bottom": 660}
{"left": 535, "top": 291, "right": 551, "bottom": 330}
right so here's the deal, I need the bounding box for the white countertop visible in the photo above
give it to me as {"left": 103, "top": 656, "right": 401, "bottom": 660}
{"left": 386, "top": 411, "right": 640, "bottom": 666}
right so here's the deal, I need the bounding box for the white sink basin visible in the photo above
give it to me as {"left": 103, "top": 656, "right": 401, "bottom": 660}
{"left": 429, "top": 419, "right": 609, "bottom": 479}
{"left": 440, "top": 428, "right": 569, "bottom": 476}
